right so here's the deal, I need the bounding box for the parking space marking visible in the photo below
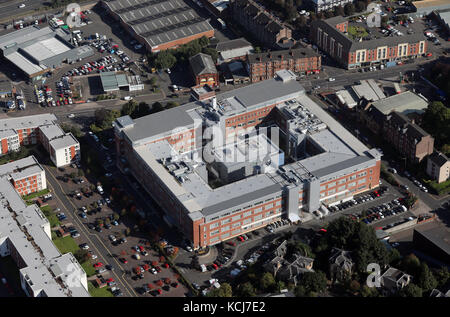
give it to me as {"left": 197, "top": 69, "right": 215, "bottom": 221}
{"left": 43, "top": 165, "right": 138, "bottom": 297}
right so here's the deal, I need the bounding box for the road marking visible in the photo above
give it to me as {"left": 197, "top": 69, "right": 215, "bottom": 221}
{"left": 44, "top": 166, "right": 138, "bottom": 297}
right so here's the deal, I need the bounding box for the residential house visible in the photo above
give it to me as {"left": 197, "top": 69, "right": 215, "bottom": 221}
{"left": 380, "top": 267, "right": 412, "bottom": 294}
{"left": 329, "top": 247, "right": 353, "bottom": 282}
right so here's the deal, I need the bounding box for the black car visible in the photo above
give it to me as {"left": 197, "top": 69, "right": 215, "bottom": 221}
{"left": 88, "top": 224, "right": 95, "bottom": 230}
{"left": 95, "top": 226, "right": 102, "bottom": 232}
{"left": 113, "top": 289, "right": 123, "bottom": 297}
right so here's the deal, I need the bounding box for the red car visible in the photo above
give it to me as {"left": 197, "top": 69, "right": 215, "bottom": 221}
{"left": 93, "top": 262, "right": 103, "bottom": 268}
{"left": 120, "top": 258, "right": 128, "bottom": 264}
{"left": 56, "top": 100, "right": 60, "bottom": 106}
{"left": 106, "top": 278, "right": 114, "bottom": 283}
{"left": 237, "top": 236, "right": 244, "bottom": 242}
{"left": 426, "top": 53, "right": 433, "bottom": 57}
{"left": 172, "top": 282, "right": 179, "bottom": 288}
{"left": 156, "top": 289, "right": 162, "bottom": 295}
{"left": 163, "top": 263, "right": 169, "bottom": 268}
{"left": 226, "top": 241, "right": 236, "bottom": 247}
{"left": 155, "top": 266, "right": 162, "bottom": 273}
{"left": 212, "top": 263, "right": 218, "bottom": 270}
{"left": 138, "top": 245, "right": 144, "bottom": 252}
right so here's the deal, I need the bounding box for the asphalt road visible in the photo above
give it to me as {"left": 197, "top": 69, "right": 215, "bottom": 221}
{"left": 0, "top": 0, "right": 45, "bottom": 21}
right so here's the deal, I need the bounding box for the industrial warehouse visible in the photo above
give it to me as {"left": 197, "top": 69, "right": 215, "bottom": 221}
{"left": 113, "top": 70, "right": 382, "bottom": 249}
{"left": 0, "top": 26, "right": 94, "bottom": 82}
{"left": 101, "top": 0, "right": 214, "bottom": 52}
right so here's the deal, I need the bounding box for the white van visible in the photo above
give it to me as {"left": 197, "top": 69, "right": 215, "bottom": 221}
{"left": 200, "top": 264, "right": 207, "bottom": 272}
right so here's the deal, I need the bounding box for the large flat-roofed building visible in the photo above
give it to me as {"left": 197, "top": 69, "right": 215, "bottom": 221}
{"left": 247, "top": 48, "right": 321, "bottom": 82}
{"left": 310, "top": 16, "right": 427, "bottom": 69}
{"left": 0, "top": 114, "right": 80, "bottom": 167}
{"left": 0, "top": 156, "right": 46, "bottom": 196}
{"left": 413, "top": 221, "right": 450, "bottom": 264}
{"left": 0, "top": 160, "right": 89, "bottom": 297}
{"left": 0, "top": 26, "right": 94, "bottom": 82}
{"left": 101, "top": 0, "right": 214, "bottom": 53}
{"left": 114, "top": 70, "right": 381, "bottom": 249}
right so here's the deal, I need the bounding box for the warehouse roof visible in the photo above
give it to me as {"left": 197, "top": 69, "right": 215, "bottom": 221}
{"left": 414, "top": 222, "right": 450, "bottom": 256}
{"left": 413, "top": 0, "right": 450, "bottom": 9}
{"left": 371, "top": 91, "right": 428, "bottom": 115}
{"left": 100, "top": 71, "right": 129, "bottom": 92}
{"left": 0, "top": 114, "right": 57, "bottom": 130}
{"left": 103, "top": 0, "right": 213, "bottom": 49}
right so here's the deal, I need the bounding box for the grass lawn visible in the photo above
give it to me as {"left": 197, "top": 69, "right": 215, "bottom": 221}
{"left": 81, "top": 261, "right": 96, "bottom": 277}
{"left": 88, "top": 281, "right": 113, "bottom": 297}
{"left": 40, "top": 205, "right": 60, "bottom": 228}
{"left": 53, "top": 236, "right": 80, "bottom": 255}
{"left": 22, "top": 188, "right": 50, "bottom": 200}
{"left": 348, "top": 26, "right": 368, "bottom": 40}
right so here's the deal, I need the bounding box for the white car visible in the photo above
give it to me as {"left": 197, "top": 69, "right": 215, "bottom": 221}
{"left": 166, "top": 68, "right": 171, "bottom": 74}
{"left": 18, "top": 4, "right": 25, "bottom": 8}
{"left": 151, "top": 268, "right": 157, "bottom": 275}
{"left": 328, "top": 77, "right": 335, "bottom": 82}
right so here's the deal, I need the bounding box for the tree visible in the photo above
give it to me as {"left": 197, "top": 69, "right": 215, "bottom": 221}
{"left": 149, "top": 77, "right": 157, "bottom": 87}
{"left": 349, "top": 280, "right": 360, "bottom": 293}
{"left": 355, "top": 1, "right": 366, "bottom": 12}
{"left": 298, "top": 271, "right": 328, "bottom": 294}
{"left": 198, "top": 36, "right": 210, "bottom": 48}
{"left": 77, "top": 170, "right": 84, "bottom": 177}
{"left": 417, "top": 263, "right": 438, "bottom": 292}
{"left": 151, "top": 102, "right": 164, "bottom": 114}
{"left": 388, "top": 248, "right": 402, "bottom": 267}
{"left": 294, "top": 285, "right": 307, "bottom": 297}
{"left": 334, "top": 5, "right": 345, "bottom": 17}
{"left": 254, "top": 47, "right": 262, "bottom": 54}
{"left": 435, "top": 267, "right": 450, "bottom": 288}
{"left": 401, "top": 254, "right": 421, "bottom": 276}
{"left": 74, "top": 249, "right": 90, "bottom": 263}
{"left": 361, "top": 285, "right": 379, "bottom": 297}
{"left": 121, "top": 100, "right": 138, "bottom": 117}
{"left": 166, "top": 101, "right": 179, "bottom": 109}
{"left": 238, "top": 282, "right": 256, "bottom": 297}
{"left": 260, "top": 272, "right": 276, "bottom": 292}
{"left": 113, "top": 212, "right": 120, "bottom": 221}
{"left": 344, "top": 3, "right": 355, "bottom": 16}
{"left": 207, "top": 283, "right": 233, "bottom": 297}
{"left": 154, "top": 50, "right": 176, "bottom": 70}
{"left": 421, "top": 101, "right": 450, "bottom": 148}
{"left": 398, "top": 283, "right": 423, "bottom": 297}
{"left": 276, "top": 281, "right": 286, "bottom": 292}
{"left": 133, "top": 102, "right": 151, "bottom": 118}
{"left": 202, "top": 47, "right": 219, "bottom": 62}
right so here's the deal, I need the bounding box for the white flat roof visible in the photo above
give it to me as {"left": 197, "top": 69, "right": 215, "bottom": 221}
{"left": 23, "top": 37, "right": 70, "bottom": 62}
{"left": 5, "top": 51, "right": 46, "bottom": 75}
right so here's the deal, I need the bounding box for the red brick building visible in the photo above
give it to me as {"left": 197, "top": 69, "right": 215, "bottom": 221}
{"left": 247, "top": 48, "right": 321, "bottom": 82}
{"left": 310, "top": 16, "right": 427, "bottom": 69}
{"left": 189, "top": 53, "right": 219, "bottom": 87}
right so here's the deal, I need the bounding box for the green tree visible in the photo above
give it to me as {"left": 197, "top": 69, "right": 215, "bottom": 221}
{"left": 298, "top": 271, "right": 328, "bottom": 294}
{"left": 207, "top": 282, "right": 233, "bottom": 297}
{"left": 398, "top": 283, "right": 423, "bottom": 297}
{"left": 154, "top": 50, "right": 177, "bottom": 70}
{"left": 435, "top": 267, "right": 450, "bottom": 288}
{"left": 421, "top": 101, "right": 450, "bottom": 148}
{"left": 344, "top": 3, "right": 355, "bottom": 16}
{"left": 113, "top": 212, "right": 120, "bottom": 221}
{"left": 294, "top": 285, "right": 307, "bottom": 297}
{"left": 202, "top": 47, "right": 219, "bottom": 62}
{"left": 334, "top": 5, "right": 345, "bottom": 16}
{"left": 260, "top": 272, "right": 276, "bottom": 292}
{"left": 401, "top": 254, "right": 421, "bottom": 276}
{"left": 361, "top": 285, "right": 379, "bottom": 297}
{"left": 121, "top": 100, "right": 138, "bottom": 117}
{"left": 276, "top": 280, "right": 286, "bottom": 292}
{"left": 77, "top": 170, "right": 84, "bottom": 177}
{"left": 355, "top": 1, "right": 366, "bottom": 12}
{"left": 417, "top": 263, "right": 438, "bottom": 292}
{"left": 74, "top": 249, "right": 90, "bottom": 263}
{"left": 149, "top": 77, "right": 157, "bottom": 87}
{"left": 166, "top": 101, "right": 179, "bottom": 109}
{"left": 238, "top": 282, "right": 256, "bottom": 297}
{"left": 151, "top": 102, "right": 164, "bottom": 114}
{"left": 388, "top": 248, "right": 402, "bottom": 267}
{"left": 198, "top": 36, "right": 210, "bottom": 48}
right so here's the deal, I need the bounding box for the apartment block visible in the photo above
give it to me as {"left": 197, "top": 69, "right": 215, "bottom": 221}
{"left": 0, "top": 156, "right": 46, "bottom": 196}
{"left": 310, "top": 16, "right": 427, "bottom": 69}
{"left": 247, "top": 48, "right": 321, "bottom": 82}
{"left": 0, "top": 114, "right": 80, "bottom": 167}
{"left": 230, "top": 0, "right": 293, "bottom": 49}
{"left": 113, "top": 70, "right": 381, "bottom": 249}
{"left": 384, "top": 112, "right": 434, "bottom": 163}
{"left": 0, "top": 161, "right": 88, "bottom": 297}
{"left": 427, "top": 152, "right": 450, "bottom": 183}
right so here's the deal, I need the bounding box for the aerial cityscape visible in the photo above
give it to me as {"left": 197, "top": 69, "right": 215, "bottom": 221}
{"left": 0, "top": 0, "right": 448, "bottom": 302}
